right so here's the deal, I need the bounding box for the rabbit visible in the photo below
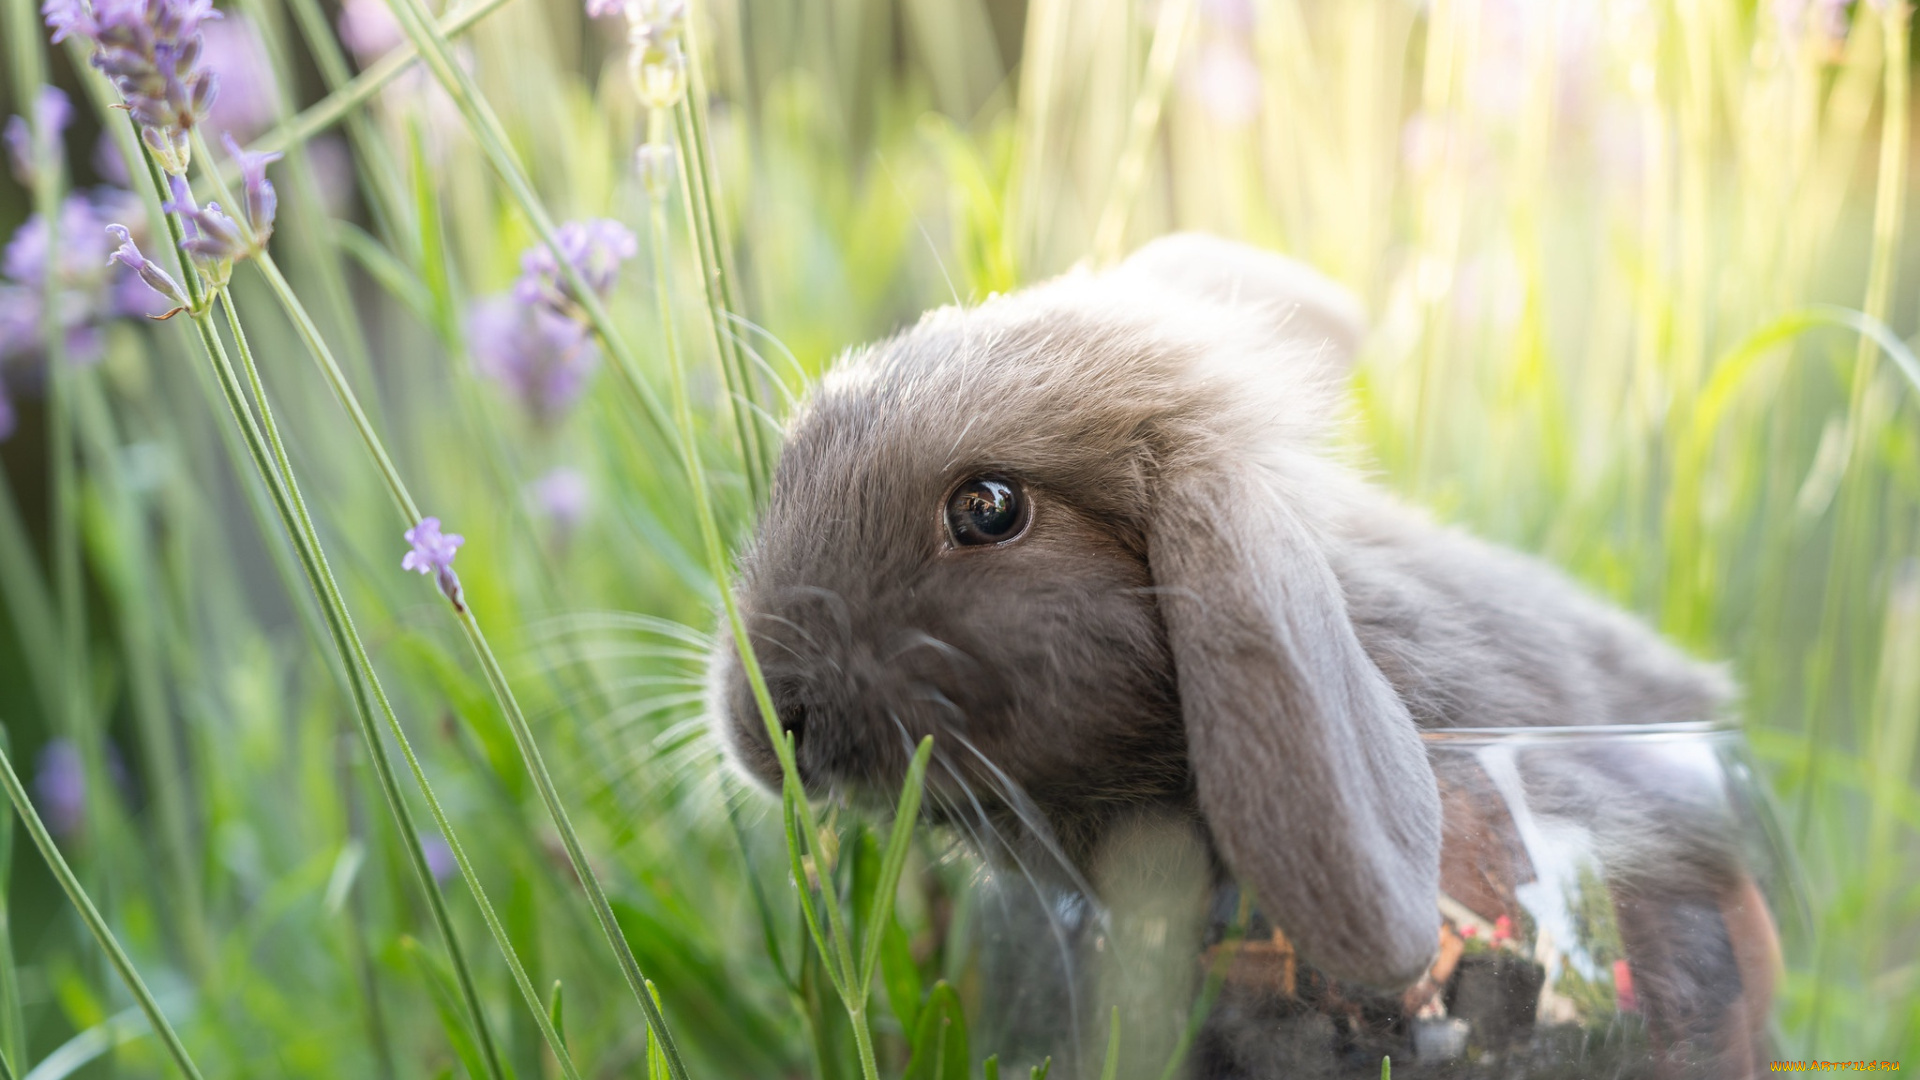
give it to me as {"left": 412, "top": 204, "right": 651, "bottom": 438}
{"left": 708, "top": 233, "right": 1769, "bottom": 1075}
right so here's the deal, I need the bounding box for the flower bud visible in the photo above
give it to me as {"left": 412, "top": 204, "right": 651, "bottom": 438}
{"left": 627, "top": 22, "right": 686, "bottom": 110}
{"left": 635, "top": 142, "right": 674, "bottom": 198}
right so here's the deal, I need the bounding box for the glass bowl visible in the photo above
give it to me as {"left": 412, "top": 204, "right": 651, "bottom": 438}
{"left": 965, "top": 721, "right": 1805, "bottom": 1080}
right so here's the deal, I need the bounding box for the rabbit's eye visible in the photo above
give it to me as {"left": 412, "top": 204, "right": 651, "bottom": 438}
{"left": 945, "top": 476, "right": 1029, "bottom": 547}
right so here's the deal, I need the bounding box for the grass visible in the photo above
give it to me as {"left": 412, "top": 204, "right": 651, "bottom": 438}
{"left": 0, "top": 0, "right": 1917, "bottom": 1076}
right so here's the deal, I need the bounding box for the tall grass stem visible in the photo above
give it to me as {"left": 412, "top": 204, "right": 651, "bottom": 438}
{"left": 0, "top": 737, "right": 207, "bottom": 1080}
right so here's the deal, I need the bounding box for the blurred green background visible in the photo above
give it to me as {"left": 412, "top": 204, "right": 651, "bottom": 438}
{"left": 0, "top": 0, "right": 1917, "bottom": 1075}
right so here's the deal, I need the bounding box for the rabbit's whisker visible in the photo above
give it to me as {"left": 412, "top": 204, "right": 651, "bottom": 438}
{"left": 532, "top": 610, "right": 711, "bottom": 648}
{"left": 750, "top": 611, "right": 826, "bottom": 655}
{"left": 743, "top": 627, "right": 820, "bottom": 671}
{"left": 909, "top": 683, "right": 971, "bottom": 735}
{"left": 926, "top": 740, "right": 1088, "bottom": 1056}
{"left": 944, "top": 728, "right": 1104, "bottom": 913}
{"left": 886, "top": 630, "right": 974, "bottom": 670}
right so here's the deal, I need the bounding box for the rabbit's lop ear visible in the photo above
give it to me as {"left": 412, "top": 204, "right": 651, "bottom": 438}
{"left": 1116, "top": 233, "right": 1367, "bottom": 365}
{"left": 1151, "top": 460, "right": 1441, "bottom": 990}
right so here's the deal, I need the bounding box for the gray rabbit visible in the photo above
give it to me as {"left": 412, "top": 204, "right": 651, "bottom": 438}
{"left": 708, "top": 234, "right": 1772, "bottom": 1077}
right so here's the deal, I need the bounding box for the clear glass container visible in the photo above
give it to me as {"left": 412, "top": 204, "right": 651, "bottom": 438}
{"left": 967, "top": 721, "right": 1805, "bottom": 1080}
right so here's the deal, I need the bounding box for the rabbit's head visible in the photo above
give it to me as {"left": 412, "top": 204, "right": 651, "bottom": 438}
{"left": 709, "top": 234, "right": 1441, "bottom": 990}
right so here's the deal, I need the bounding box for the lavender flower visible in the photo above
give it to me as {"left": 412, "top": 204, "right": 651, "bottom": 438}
{"left": 48, "top": 0, "right": 224, "bottom": 174}
{"left": 529, "top": 467, "right": 589, "bottom": 534}
{"left": 34, "top": 738, "right": 87, "bottom": 840}
{"left": 635, "top": 142, "right": 674, "bottom": 197}
{"left": 163, "top": 175, "right": 246, "bottom": 289}
{"left": 0, "top": 190, "right": 151, "bottom": 370}
{"left": 1775, "top": 0, "right": 1867, "bottom": 56}
{"left": 623, "top": 1, "right": 687, "bottom": 110}
{"left": 222, "top": 133, "right": 280, "bottom": 243}
{"left": 402, "top": 516, "right": 466, "bottom": 610}
{"left": 333, "top": 0, "right": 470, "bottom": 165}
{"left": 336, "top": 0, "right": 404, "bottom": 64}
{"left": 5, "top": 85, "right": 73, "bottom": 187}
{"left": 41, "top": 0, "right": 95, "bottom": 43}
{"left": 1183, "top": 39, "right": 1260, "bottom": 128}
{"left": 513, "top": 219, "right": 638, "bottom": 315}
{"left": 469, "top": 297, "right": 600, "bottom": 424}
{"left": 200, "top": 15, "right": 279, "bottom": 144}
{"left": 3, "top": 195, "right": 114, "bottom": 288}
{"left": 419, "top": 831, "right": 457, "bottom": 884}
{"left": 108, "top": 223, "right": 189, "bottom": 315}
{"left": 0, "top": 287, "right": 40, "bottom": 373}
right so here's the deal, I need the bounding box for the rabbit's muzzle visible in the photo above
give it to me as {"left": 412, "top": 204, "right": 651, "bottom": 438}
{"left": 722, "top": 614, "right": 1010, "bottom": 802}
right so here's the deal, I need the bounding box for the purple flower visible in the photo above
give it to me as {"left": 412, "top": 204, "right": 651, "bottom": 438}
{"left": 5, "top": 85, "right": 73, "bottom": 186}
{"left": 530, "top": 467, "right": 590, "bottom": 533}
{"left": 1183, "top": 40, "right": 1260, "bottom": 128}
{"left": 222, "top": 132, "right": 280, "bottom": 242}
{"left": 42, "top": 0, "right": 95, "bottom": 42}
{"left": 4, "top": 195, "right": 114, "bottom": 287}
{"left": 336, "top": 0, "right": 404, "bottom": 64}
{"left": 34, "top": 739, "right": 87, "bottom": 840}
{"left": 1200, "top": 0, "right": 1252, "bottom": 29}
{"left": 0, "top": 191, "right": 149, "bottom": 374}
{"left": 402, "top": 516, "right": 466, "bottom": 610}
{"left": 0, "top": 286, "right": 42, "bottom": 368}
{"left": 513, "top": 219, "right": 637, "bottom": 314}
{"left": 51, "top": 0, "right": 225, "bottom": 175}
{"left": 163, "top": 175, "right": 246, "bottom": 285}
{"left": 1777, "top": 0, "right": 1860, "bottom": 53}
{"left": 402, "top": 515, "right": 464, "bottom": 573}
{"left": 418, "top": 831, "right": 457, "bottom": 884}
{"left": 108, "top": 223, "right": 189, "bottom": 314}
{"left": 0, "top": 286, "right": 107, "bottom": 367}
{"left": 468, "top": 297, "right": 600, "bottom": 424}
{"left": 200, "top": 15, "right": 279, "bottom": 144}
{"left": 0, "top": 380, "right": 14, "bottom": 440}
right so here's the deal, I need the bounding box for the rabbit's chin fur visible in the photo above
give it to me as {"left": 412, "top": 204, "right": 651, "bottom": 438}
{"left": 708, "top": 233, "right": 1733, "bottom": 996}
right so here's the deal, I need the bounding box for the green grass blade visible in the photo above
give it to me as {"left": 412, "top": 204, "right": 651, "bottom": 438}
{"left": 1098, "top": 1007, "right": 1120, "bottom": 1080}
{"left": 0, "top": 480, "right": 59, "bottom": 722}
{"left": 782, "top": 782, "right": 845, "bottom": 1001}
{"left": 15, "top": 1007, "right": 153, "bottom": 1080}
{"left": 723, "top": 779, "right": 800, "bottom": 995}
{"left": 856, "top": 736, "right": 933, "bottom": 996}
{"left": 233, "top": 0, "right": 520, "bottom": 165}
{"left": 673, "top": 4, "right": 768, "bottom": 503}
{"left": 1089, "top": 0, "right": 1193, "bottom": 265}
{"left": 0, "top": 736, "right": 206, "bottom": 1080}
{"left": 403, "top": 937, "right": 500, "bottom": 1080}
{"left": 271, "top": 0, "right": 413, "bottom": 235}
{"left": 0, "top": 729, "right": 21, "bottom": 1078}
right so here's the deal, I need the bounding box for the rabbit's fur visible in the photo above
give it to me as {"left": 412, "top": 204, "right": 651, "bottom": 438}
{"left": 709, "top": 234, "right": 1743, "bottom": 1036}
